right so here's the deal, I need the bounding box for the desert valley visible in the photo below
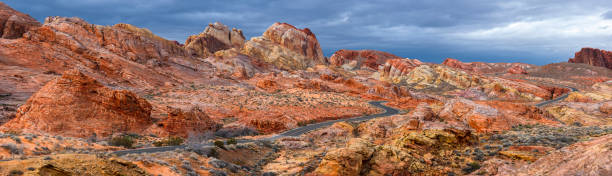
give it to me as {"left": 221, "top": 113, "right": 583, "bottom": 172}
{"left": 0, "top": 2, "right": 611, "bottom": 176}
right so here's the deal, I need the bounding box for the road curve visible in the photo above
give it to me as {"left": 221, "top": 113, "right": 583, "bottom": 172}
{"left": 112, "top": 101, "right": 399, "bottom": 156}
{"left": 535, "top": 86, "right": 578, "bottom": 107}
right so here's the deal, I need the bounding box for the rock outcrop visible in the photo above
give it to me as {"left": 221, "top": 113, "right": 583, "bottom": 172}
{"left": 377, "top": 58, "right": 422, "bottom": 84}
{"left": 0, "top": 69, "right": 153, "bottom": 138}
{"left": 438, "top": 99, "right": 558, "bottom": 132}
{"left": 157, "top": 106, "right": 221, "bottom": 138}
{"left": 26, "top": 17, "right": 187, "bottom": 63}
{"left": 568, "top": 47, "right": 612, "bottom": 70}
{"left": 0, "top": 2, "right": 41, "bottom": 39}
{"left": 507, "top": 64, "right": 527, "bottom": 74}
{"left": 329, "top": 49, "right": 402, "bottom": 70}
{"left": 242, "top": 22, "right": 325, "bottom": 70}
{"left": 442, "top": 58, "right": 534, "bottom": 74}
{"left": 185, "top": 22, "right": 245, "bottom": 57}
{"left": 512, "top": 134, "right": 612, "bottom": 176}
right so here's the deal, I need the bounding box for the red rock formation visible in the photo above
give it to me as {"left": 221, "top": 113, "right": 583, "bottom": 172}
{"left": 185, "top": 22, "right": 245, "bottom": 57}
{"left": 0, "top": 2, "right": 40, "bottom": 39}
{"left": 438, "top": 99, "right": 558, "bottom": 132}
{"left": 0, "top": 69, "right": 153, "bottom": 138}
{"left": 378, "top": 58, "right": 422, "bottom": 83}
{"left": 442, "top": 58, "right": 475, "bottom": 72}
{"left": 157, "top": 106, "right": 221, "bottom": 138}
{"left": 600, "top": 101, "right": 612, "bottom": 114}
{"left": 507, "top": 64, "right": 527, "bottom": 74}
{"left": 513, "top": 134, "right": 612, "bottom": 175}
{"left": 329, "top": 49, "right": 402, "bottom": 70}
{"left": 26, "top": 17, "right": 187, "bottom": 63}
{"left": 442, "top": 58, "right": 535, "bottom": 74}
{"left": 242, "top": 22, "right": 325, "bottom": 70}
{"left": 537, "top": 85, "right": 570, "bottom": 99}
{"left": 568, "top": 47, "right": 612, "bottom": 69}
{"left": 256, "top": 78, "right": 278, "bottom": 91}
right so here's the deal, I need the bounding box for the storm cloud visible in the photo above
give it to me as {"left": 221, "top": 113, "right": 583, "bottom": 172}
{"left": 5, "top": 0, "right": 612, "bottom": 65}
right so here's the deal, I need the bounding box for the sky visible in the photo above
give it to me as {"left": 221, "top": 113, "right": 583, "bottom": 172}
{"left": 5, "top": 0, "right": 612, "bottom": 65}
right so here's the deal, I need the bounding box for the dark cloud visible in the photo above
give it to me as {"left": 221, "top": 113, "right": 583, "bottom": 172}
{"left": 4, "top": 0, "right": 612, "bottom": 65}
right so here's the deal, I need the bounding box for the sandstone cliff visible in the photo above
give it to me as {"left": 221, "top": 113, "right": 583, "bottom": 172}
{"left": 242, "top": 22, "right": 325, "bottom": 70}
{"left": 185, "top": 22, "right": 245, "bottom": 57}
{"left": 329, "top": 49, "right": 402, "bottom": 70}
{"left": 0, "top": 2, "right": 40, "bottom": 39}
{"left": 568, "top": 47, "right": 612, "bottom": 70}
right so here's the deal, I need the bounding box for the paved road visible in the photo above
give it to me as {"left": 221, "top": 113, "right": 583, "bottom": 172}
{"left": 112, "top": 101, "right": 399, "bottom": 156}
{"left": 535, "top": 86, "right": 578, "bottom": 107}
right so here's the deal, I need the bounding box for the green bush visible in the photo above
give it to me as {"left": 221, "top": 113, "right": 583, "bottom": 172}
{"left": 109, "top": 135, "right": 135, "bottom": 149}
{"left": 214, "top": 140, "right": 225, "bottom": 149}
{"left": 226, "top": 138, "right": 237, "bottom": 145}
{"left": 153, "top": 136, "right": 184, "bottom": 147}
{"left": 462, "top": 162, "right": 481, "bottom": 174}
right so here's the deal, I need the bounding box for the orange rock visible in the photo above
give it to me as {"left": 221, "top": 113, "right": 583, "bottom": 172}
{"left": 378, "top": 58, "right": 422, "bottom": 83}
{"left": 568, "top": 47, "right": 612, "bottom": 69}
{"left": 513, "top": 134, "right": 612, "bottom": 175}
{"left": 438, "top": 99, "right": 559, "bottom": 132}
{"left": 1, "top": 69, "right": 153, "bottom": 138}
{"left": 0, "top": 2, "right": 41, "bottom": 39}
{"left": 157, "top": 106, "right": 221, "bottom": 138}
{"left": 442, "top": 58, "right": 534, "bottom": 74}
{"left": 242, "top": 22, "right": 325, "bottom": 70}
{"left": 256, "top": 78, "right": 278, "bottom": 91}
{"left": 329, "top": 49, "right": 402, "bottom": 70}
{"left": 184, "top": 22, "right": 245, "bottom": 57}
{"left": 507, "top": 64, "right": 527, "bottom": 74}
{"left": 600, "top": 101, "right": 612, "bottom": 114}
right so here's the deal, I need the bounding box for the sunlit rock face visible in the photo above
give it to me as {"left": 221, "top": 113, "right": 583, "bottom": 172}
{"left": 0, "top": 2, "right": 40, "bottom": 39}
{"left": 568, "top": 47, "right": 612, "bottom": 70}
{"left": 242, "top": 22, "right": 325, "bottom": 70}
{"left": 1, "top": 69, "right": 153, "bottom": 138}
{"left": 185, "top": 22, "right": 245, "bottom": 57}
{"left": 329, "top": 49, "right": 403, "bottom": 70}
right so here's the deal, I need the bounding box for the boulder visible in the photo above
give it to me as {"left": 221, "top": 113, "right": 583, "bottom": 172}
{"left": 377, "top": 58, "right": 422, "bottom": 84}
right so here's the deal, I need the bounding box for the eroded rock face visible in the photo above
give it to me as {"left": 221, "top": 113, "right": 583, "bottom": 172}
{"left": 438, "top": 99, "right": 558, "bottom": 132}
{"left": 242, "top": 22, "right": 325, "bottom": 70}
{"left": 314, "top": 138, "right": 375, "bottom": 176}
{"left": 157, "top": 106, "right": 221, "bottom": 138}
{"left": 329, "top": 49, "right": 402, "bottom": 70}
{"left": 512, "top": 134, "right": 612, "bottom": 176}
{"left": 568, "top": 47, "right": 612, "bottom": 69}
{"left": 0, "top": 69, "right": 153, "bottom": 138}
{"left": 442, "top": 58, "right": 535, "bottom": 74}
{"left": 0, "top": 2, "right": 41, "bottom": 39}
{"left": 26, "top": 17, "right": 187, "bottom": 63}
{"left": 377, "top": 58, "right": 422, "bottom": 84}
{"left": 507, "top": 64, "right": 527, "bottom": 74}
{"left": 185, "top": 22, "right": 245, "bottom": 57}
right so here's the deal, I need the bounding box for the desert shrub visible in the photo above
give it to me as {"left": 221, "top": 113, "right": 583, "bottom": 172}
{"left": 8, "top": 169, "right": 23, "bottom": 176}
{"left": 214, "top": 140, "right": 225, "bottom": 149}
{"left": 1, "top": 143, "right": 23, "bottom": 155}
{"left": 226, "top": 138, "right": 237, "bottom": 145}
{"left": 462, "top": 162, "right": 481, "bottom": 174}
{"left": 153, "top": 136, "right": 184, "bottom": 147}
{"left": 192, "top": 147, "right": 218, "bottom": 157}
{"left": 109, "top": 135, "right": 135, "bottom": 149}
